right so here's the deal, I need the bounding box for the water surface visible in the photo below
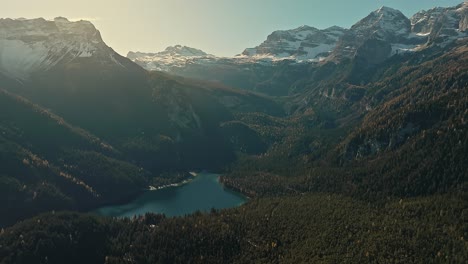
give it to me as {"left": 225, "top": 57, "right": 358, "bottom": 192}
{"left": 94, "top": 172, "right": 246, "bottom": 218}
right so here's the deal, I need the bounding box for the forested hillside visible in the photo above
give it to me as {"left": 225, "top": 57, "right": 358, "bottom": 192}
{"left": 0, "top": 88, "right": 149, "bottom": 226}
{"left": 1, "top": 194, "right": 465, "bottom": 264}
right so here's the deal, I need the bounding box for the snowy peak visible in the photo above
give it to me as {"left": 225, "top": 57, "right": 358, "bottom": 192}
{"left": 128, "top": 45, "right": 214, "bottom": 72}
{"left": 0, "top": 17, "right": 119, "bottom": 79}
{"left": 376, "top": 6, "right": 403, "bottom": 15}
{"left": 241, "top": 25, "right": 347, "bottom": 61}
{"left": 352, "top": 6, "right": 411, "bottom": 38}
{"left": 329, "top": 7, "right": 413, "bottom": 64}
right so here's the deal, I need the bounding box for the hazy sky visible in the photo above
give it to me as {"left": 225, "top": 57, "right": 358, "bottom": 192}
{"left": 1, "top": 0, "right": 464, "bottom": 56}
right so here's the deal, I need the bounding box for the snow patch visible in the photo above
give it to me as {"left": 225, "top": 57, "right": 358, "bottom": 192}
{"left": 391, "top": 43, "right": 419, "bottom": 56}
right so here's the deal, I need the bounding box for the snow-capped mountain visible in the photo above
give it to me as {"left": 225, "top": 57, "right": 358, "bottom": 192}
{"left": 411, "top": 2, "right": 468, "bottom": 42}
{"left": 126, "top": 26, "right": 349, "bottom": 74}
{"left": 241, "top": 25, "right": 348, "bottom": 61}
{"left": 127, "top": 26, "right": 349, "bottom": 72}
{"left": 329, "top": 4, "right": 468, "bottom": 64}
{"left": 0, "top": 17, "right": 126, "bottom": 79}
{"left": 129, "top": 45, "right": 209, "bottom": 59}
{"left": 128, "top": 45, "right": 214, "bottom": 71}
{"left": 352, "top": 6, "right": 411, "bottom": 40}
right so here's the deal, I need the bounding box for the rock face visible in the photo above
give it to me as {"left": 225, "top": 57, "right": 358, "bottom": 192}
{"left": 411, "top": 3, "right": 468, "bottom": 44}
{"left": 241, "top": 25, "right": 347, "bottom": 60}
{"left": 333, "top": 4, "right": 467, "bottom": 64}
{"left": 331, "top": 6, "right": 419, "bottom": 64}
{"left": 0, "top": 17, "right": 126, "bottom": 79}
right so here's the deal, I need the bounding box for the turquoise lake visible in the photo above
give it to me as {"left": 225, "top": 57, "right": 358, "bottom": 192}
{"left": 94, "top": 172, "right": 247, "bottom": 218}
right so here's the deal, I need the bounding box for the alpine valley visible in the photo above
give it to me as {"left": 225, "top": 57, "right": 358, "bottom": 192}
{"left": 0, "top": 2, "right": 467, "bottom": 264}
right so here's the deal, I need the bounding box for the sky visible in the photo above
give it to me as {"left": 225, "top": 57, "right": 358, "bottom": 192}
{"left": 1, "top": 0, "right": 465, "bottom": 56}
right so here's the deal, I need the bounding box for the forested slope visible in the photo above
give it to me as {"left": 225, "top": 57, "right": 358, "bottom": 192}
{"left": 0, "top": 194, "right": 465, "bottom": 264}
{"left": 222, "top": 40, "right": 468, "bottom": 202}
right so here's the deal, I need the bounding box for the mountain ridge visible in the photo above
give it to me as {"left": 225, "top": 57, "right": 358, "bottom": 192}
{"left": 126, "top": 3, "right": 467, "bottom": 80}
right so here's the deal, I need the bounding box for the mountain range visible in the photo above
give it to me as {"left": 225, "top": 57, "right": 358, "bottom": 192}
{"left": 0, "top": 2, "right": 467, "bottom": 263}
{"left": 129, "top": 3, "right": 467, "bottom": 70}
{"left": 126, "top": 3, "right": 468, "bottom": 97}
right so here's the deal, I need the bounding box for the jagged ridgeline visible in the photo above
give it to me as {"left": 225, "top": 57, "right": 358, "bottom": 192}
{"left": 0, "top": 2, "right": 467, "bottom": 263}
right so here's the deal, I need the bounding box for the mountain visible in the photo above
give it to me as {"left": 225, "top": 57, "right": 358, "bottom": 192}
{"left": 126, "top": 25, "right": 349, "bottom": 72}
{"left": 127, "top": 45, "right": 306, "bottom": 96}
{"left": 125, "top": 26, "right": 348, "bottom": 79}
{"left": 241, "top": 25, "right": 347, "bottom": 61}
{"left": 128, "top": 45, "right": 213, "bottom": 71}
{"left": 329, "top": 6, "right": 416, "bottom": 64}
{"left": 0, "top": 17, "right": 130, "bottom": 80}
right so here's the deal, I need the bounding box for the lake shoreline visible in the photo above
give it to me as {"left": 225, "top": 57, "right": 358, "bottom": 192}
{"left": 94, "top": 172, "right": 247, "bottom": 218}
{"left": 148, "top": 171, "right": 199, "bottom": 191}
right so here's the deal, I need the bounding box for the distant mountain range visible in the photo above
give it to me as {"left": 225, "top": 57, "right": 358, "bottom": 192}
{"left": 0, "top": 3, "right": 465, "bottom": 82}
{"left": 128, "top": 3, "right": 467, "bottom": 73}
{"left": 127, "top": 45, "right": 214, "bottom": 72}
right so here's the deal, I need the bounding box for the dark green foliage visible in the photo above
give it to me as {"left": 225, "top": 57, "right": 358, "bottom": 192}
{"left": 0, "top": 213, "right": 116, "bottom": 264}
{"left": 220, "top": 121, "right": 267, "bottom": 154}
{"left": 0, "top": 194, "right": 465, "bottom": 263}
{"left": 61, "top": 150, "right": 148, "bottom": 199}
